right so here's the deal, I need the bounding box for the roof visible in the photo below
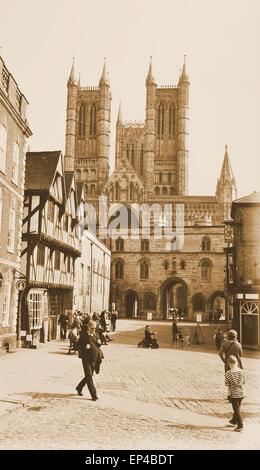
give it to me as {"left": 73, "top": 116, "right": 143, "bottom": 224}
{"left": 233, "top": 191, "right": 260, "bottom": 205}
{"left": 25, "top": 151, "right": 61, "bottom": 191}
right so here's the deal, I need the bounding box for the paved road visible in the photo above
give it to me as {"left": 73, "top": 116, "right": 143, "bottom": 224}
{"left": 0, "top": 320, "right": 260, "bottom": 450}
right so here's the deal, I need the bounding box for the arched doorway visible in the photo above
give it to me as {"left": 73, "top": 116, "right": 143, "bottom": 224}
{"left": 192, "top": 293, "right": 206, "bottom": 313}
{"left": 160, "top": 277, "right": 188, "bottom": 319}
{"left": 125, "top": 290, "right": 139, "bottom": 318}
{"left": 210, "top": 291, "right": 226, "bottom": 321}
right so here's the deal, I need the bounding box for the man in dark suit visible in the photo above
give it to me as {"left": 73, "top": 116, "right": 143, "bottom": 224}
{"left": 76, "top": 320, "right": 103, "bottom": 400}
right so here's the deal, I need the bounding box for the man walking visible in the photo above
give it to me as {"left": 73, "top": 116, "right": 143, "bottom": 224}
{"left": 58, "top": 312, "right": 69, "bottom": 340}
{"left": 76, "top": 320, "right": 103, "bottom": 401}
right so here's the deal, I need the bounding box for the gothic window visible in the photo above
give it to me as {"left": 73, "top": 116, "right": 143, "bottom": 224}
{"left": 169, "top": 103, "right": 176, "bottom": 137}
{"left": 115, "top": 238, "right": 124, "bottom": 251}
{"left": 154, "top": 186, "right": 160, "bottom": 195}
{"left": 180, "top": 259, "right": 186, "bottom": 270}
{"left": 129, "top": 182, "right": 134, "bottom": 200}
{"left": 84, "top": 169, "right": 88, "bottom": 180}
{"left": 79, "top": 104, "right": 85, "bottom": 137}
{"left": 172, "top": 260, "right": 177, "bottom": 274}
{"left": 140, "top": 144, "right": 144, "bottom": 176}
{"left": 131, "top": 145, "right": 135, "bottom": 167}
{"left": 159, "top": 172, "right": 163, "bottom": 184}
{"left": 201, "top": 259, "right": 212, "bottom": 281}
{"left": 76, "top": 169, "right": 81, "bottom": 180}
{"left": 141, "top": 239, "right": 149, "bottom": 252}
{"left": 202, "top": 236, "right": 211, "bottom": 251}
{"left": 91, "top": 169, "right": 96, "bottom": 181}
{"left": 115, "top": 259, "right": 124, "bottom": 279}
{"left": 140, "top": 259, "right": 149, "bottom": 280}
{"left": 90, "top": 184, "right": 95, "bottom": 195}
{"left": 170, "top": 186, "right": 175, "bottom": 195}
{"left": 163, "top": 259, "right": 169, "bottom": 270}
{"left": 115, "top": 182, "right": 119, "bottom": 200}
{"left": 90, "top": 103, "right": 97, "bottom": 136}
{"left": 162, "top": 186, "right": 168, "bottom": 195}
{"left": 157, "top": 103, "right": 164, "bottom": 137}
{"left": 168, "top": 172, "right": 172, "bottom": 184}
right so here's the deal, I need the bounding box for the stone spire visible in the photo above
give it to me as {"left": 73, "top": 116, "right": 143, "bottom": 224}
{"left": 178, "top": 55, "right": 190, "bottom": 84}
{"left": 117, "top": 101, "right": 122, "bottom": 123}
{"left": 216, "top": 145, "right": 237, "bottom": 220}
{"left": 99, "top": 58, "right": 109, "bottom": 86}
{"left": 68, "top": 57, "right": 76, "bottom": 84}
{"left": 146, "top": 56, "right": 155, "bottom": 85}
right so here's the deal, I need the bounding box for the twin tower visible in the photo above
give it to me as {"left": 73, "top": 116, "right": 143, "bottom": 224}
{"left": 64, "top": 58, "right": 190, "bottom": 200}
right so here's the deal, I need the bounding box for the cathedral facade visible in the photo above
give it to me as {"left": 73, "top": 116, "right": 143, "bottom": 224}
{"left": 64, "top": 58, "right": 237, "bottom": 320}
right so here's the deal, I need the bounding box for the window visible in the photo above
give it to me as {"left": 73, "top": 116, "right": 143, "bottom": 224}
{"left": 28, "top": 292, "right": 43, "bottom": 329}
{"left": 201, "top": 259, "right": 212, "bottom": 281}
{"left": 90, "top": 184, "right": 95, "bottom": 195}
{"left": 170, "top": 186, "right": 175, "bottom": 195}
{"left": 157, "top": 103, "right": 164, "bottom": 136}
{"left": 159, "top": 172, "right": 163, "bottom": 184}
{"left": 0, "top": 124, "right": 7, "bottom": 173}
{"left": 154, "top": 186, "right": 160, "bottom": 196}
{"left": 115, "top": 182, "right": 119, "bottom": 200}
{"left": 115, "top": 260, "right": 124, "bottom": 279}
{"left": 7, "top": 199, "right": 16, "bottom": 253}
{"left": 79, "top": 104, "right": 86, "bottom": 137}
{"left": 11, "top": 142, "right": 19, "bottom": 185}
{"left": 163, "top": 259, "right": 169, "bottom": 270}
{"left": 67, "top": 257, "right": 71, "bottom": 273}
{"left": 37, "top": 245, "right": 45, "bottom": 266}
{"left": 144, "top": 292, "right": 156, "bottom": 310}
{"left": 2, "top": 281, "right": 11, "bottom": 325}
{"left": 162, "top": 186, "right": 168, "bottom": 195}
{"left": 180, "top": 259, "right": 186, "bottom": 270}
{"left": 90, "top": 103, "right": 97, "bottom": 136}
{"left": 47, "top": 200, "right": 55, "bottom": 222}
{"left": 76, "top": 169, "right": 81, "bottom": 180}
{"left": 169, "top": 104, "right": 176, "bottom": 137}
{"left": 91, "top": 169, "right": 96, "bottom": 181}
{"left": 141, "top": 239, "right": 149, "bottom": 251}
{"left": 140, "top": 260, "right": 149, "bottom": 280}
{"left": 172, "top": 260, "right": 177, "bottom": 274}
{"left": 54, "top": 251, "right": 61, "bottom": 270}
{"left": 140, "top": 144, "right": 144, "bottom": 176}
{"left": 202, "top": 237, "right": 211, "bottom": 251}
{"left": 168, "top": 172, "right": 172, "bottom": 184}
{"left": 116, "top": 238, "right": 124, "bottom": 251}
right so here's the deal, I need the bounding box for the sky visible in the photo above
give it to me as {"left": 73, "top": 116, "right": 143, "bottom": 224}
{"left": 0, "top": 0, "right": 259, "bottom": 197}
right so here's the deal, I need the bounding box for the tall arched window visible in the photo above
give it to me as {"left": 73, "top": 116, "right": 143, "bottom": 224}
{"left": 168, "top": 172, "right": 172, "bottom": 184}
{"left": 201, "top": 259, "right": 212, "bottom": 281}
{"left": 131, "top": 145, "right": 135, "bottom": 167}
{"left": 129, "top": 182, "right": 134, "bottom": 200}
{"left": 90, "top": 103, "right": 97, "bottom": 136}
{"left": 115, "top": 238, "right": 124, "bottom": 251}
{"left": 115, "top": 260, "right": 124, "bottom": 279}
{"left": 202, "top": 236, "right": 211, "bottom": 251}
{"left": 157, "top": 103, "right": 164, "bottom": 137}
{"left": 180, "top": 259, "right": 186, "bottom": 270}
{"left": 84, "top": 169, "right": 88, "bottom": 180}
{"left": 140, "top": 144, "right": 144, "bottom": 176}
{"left": 140, "top": 259, "right": 149, "bottom": 280}
{"left": 172, "top": 260, "right": 177, "bottom": 274}
{"left": 162, "top": 186, "right": 168, "bottom": 195}
{"left": 159, "top": 172, "right": 163, "bottom": 184}
{"left": 115, "top": 182, "right": 120, "bottom": 200}
{"left": 169, "top": 103, "right": 176, "bottom": 137}
{"left": 163, "top": 259, "right": 169, "bottom": 270}
{"left": 154, "top": 186, "right": 160, "bottom": 195}
{"left": 170, "top": 186, "right": 175, "bottom": 195}
{"left": 90, "top": 184, "right": 95, "bottom": 195}
{"left": 79, "top": 104, "right": 85, "bottom": 137}
{"left": 76, "top": 169, "right": 81, "bottom": 180}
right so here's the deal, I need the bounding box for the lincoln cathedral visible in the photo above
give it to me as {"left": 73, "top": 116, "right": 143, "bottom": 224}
{"left": 64, "top": 57, "right": 237, "bottom": 320}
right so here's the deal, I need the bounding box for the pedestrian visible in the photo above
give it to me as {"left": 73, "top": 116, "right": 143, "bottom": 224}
{"left": 110, "top": 309, "right": 118, "bottom": 331}
{"left": 171, "top": 319, "right": 178, "bottom": 347}
{"left": 183, "top": 326, "right": 191, "bottom": 348}
{"left": 219, "top": 329, "right": 243, "bottom": 372}
{"left": 214, "top": 327, "right": 223, "bottom": 350}
{"left": 225, "top": 355, "right": 245, "bottom": 432}
{"left": 75, "top": 320, "right": 103, "bottom": 400}
{"left": 58, "top": 312, "right": 69, "bottom": 340}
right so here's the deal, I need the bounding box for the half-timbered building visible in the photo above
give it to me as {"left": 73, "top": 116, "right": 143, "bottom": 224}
{"left": 20, "top": 151, "right": 81, "bottom": 345}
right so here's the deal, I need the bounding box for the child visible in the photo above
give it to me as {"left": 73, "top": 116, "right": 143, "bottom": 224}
{"left": 225, "top": 355, "right": 245, "bottom": 432}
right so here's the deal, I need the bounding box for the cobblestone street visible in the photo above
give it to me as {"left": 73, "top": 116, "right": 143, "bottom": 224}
{"left": 0, "top": 320, "right": 260, "bottom": 450}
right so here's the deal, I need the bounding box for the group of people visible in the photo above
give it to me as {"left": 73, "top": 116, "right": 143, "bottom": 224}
{"left": 171, "top": 320, "right": 191, "bottom": 348}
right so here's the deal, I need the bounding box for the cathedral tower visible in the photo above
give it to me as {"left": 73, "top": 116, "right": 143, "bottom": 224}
{"left": 64, "top": 59, "right": 111, "bottom": 200}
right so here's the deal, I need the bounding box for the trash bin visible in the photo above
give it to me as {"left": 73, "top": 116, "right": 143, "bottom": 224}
{"left": 147, "top": 312, "right": 152, "bottom": 321}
